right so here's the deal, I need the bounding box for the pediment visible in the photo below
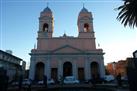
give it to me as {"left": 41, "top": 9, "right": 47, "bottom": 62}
{"left": 50, "top": 45, "right": 85, "bottom": 53}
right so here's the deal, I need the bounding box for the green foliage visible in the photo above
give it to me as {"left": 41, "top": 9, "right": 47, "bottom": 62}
{"left": 117, "top": 0, "right": 137, "bottom": 28}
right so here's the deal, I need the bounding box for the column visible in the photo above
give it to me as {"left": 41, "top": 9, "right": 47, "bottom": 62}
{"left": 58, "top": 60, "right": 63, "bottom": 80}
{"left": 29, "top": 58, "right": 35, "bottom": 80}
{"left": 73, "top": 61, "right": 77, "bottom": 79}
{"left": 44, "top": 58, "right": 51, "bottom": 80}
{"left": 99, "top": 56, "right": 105, "bottom": 78}
{"left": 85, "top": 57, "right": 90, "bottom": 80}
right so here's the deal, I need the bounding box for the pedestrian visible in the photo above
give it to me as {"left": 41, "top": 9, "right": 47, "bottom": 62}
{"left": 43, "top": 75, "right": 47, "bottom": 88}
{"left": 116, "top": 73, "right": 122, "bottom": 87}
{"left": 59, "top": 75, "right": 64, "bottom": 85}
{"left": 27, "top": 83, "right": 31, "bottom": 91}
{"left": 91, "top": 74, "right": 96, "bottom": 87}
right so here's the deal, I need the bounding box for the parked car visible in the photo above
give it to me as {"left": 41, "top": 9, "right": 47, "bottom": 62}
{"left": 11, "top": 81, "right": 19, "bottom": 86}
{"left": 37, "top": 80, "right": 43, "bottom": 85}
{"left": 121, "top": 76, "right": 128, "bottom": 84}
{"left": 121, "top": 76, "right": 128, "bottom": 81}
{"left": 104, "top": 75, "right": 115, "bottom": 82}
{"left": 47, "top": 78, "right": 55, "bottom": 84}
{"left": 86, "top": 77, "right": 104, "bottom": 84}
{"left": 63, "top": 76, "right": 79, "bottom": 84}
{"left": 37, "top": 78, "right": 55, "bottom": 85}
{"left": 22, "top": 79, "right": 32, "bottom": 85}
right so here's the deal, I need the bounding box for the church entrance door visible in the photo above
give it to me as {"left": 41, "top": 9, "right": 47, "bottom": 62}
{"left": 63, "top": 62, "right": 72, "bottom": 77}
{"left": 90, "top": 62, "right": 100, "bottom": 79}
{"left": 78, "top": 68, "right": 85, "bottom": 81}
{"left": 51, "top": 68, "right": 58, "bottom": 82}
{"left": 35, "top": 62, "right": 44, "bottom": 81}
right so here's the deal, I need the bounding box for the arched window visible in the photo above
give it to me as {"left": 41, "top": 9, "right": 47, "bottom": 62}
{"left": 43, "top": 23, "right": 49, "bottom": 32}
{"left": 84, "top": 23, "right": 90, "bottom": 32}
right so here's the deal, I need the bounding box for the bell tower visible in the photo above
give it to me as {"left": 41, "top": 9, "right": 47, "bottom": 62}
{"left": 77, "top": 6, "right": 95, "bottom": 38}
{"left": 38, "top": 6, "right": 54, "bottom": 38}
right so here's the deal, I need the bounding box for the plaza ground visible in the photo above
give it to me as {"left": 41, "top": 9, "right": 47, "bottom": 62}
{"left": 8, "top": 83, "right": 129, "bottom": 91}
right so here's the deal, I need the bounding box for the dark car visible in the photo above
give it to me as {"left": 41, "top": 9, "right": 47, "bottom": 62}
{"left": 87, "top": 78, "right": 104, "bottom": 84}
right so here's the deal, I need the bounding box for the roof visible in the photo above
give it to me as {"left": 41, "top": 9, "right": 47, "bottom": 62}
{"left": 43, "top": 6, "right": 52, "bottom": 13}
{"left": 80, "top": 7, "right": 88, "bottom": 13}
{"left": 0, "top": 50, "right": 22, "bottom": 61}
{"left": 50, "top": 45, "right": 85, "bottom": 53}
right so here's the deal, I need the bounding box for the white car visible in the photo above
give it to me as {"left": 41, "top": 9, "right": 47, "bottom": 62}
{"left": 47, "top": 79, "right": 55, "bottom": 84}
{"left": 63, "top": 76, "right": 79, "bottom": 84}
{"left": 22, "top": 79, "right": 31, "bottom": 85}
{"left": 38, "top": 80, "right": 44, "bottom": 85}
{"left": 38, "top": 79, "right": 55, "bottom": 85}
{"left": 104, "top": 75, "right": 115, "bottom": 82}
{"left": 11, "top": 81, "right": 19, "bottom": 86}
{"left": 121, "top": 76, "right": 128, "bottom": 81}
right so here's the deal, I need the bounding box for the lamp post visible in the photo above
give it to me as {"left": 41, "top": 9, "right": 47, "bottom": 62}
{"left": 133, "top": 50, "right": 137, "bottom": 58}
{"left": 18, "top": 61, "right": 23, "bottom": 91}
{"left": 133, "top": 50, "right": 137, "bottom": 70}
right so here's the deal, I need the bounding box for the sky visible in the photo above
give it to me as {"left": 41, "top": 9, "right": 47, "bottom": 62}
{"left": 0, "top": 0, "right": 137, "bottom": 69}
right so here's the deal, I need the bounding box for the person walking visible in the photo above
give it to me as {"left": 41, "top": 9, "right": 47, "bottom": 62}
{"left": 43, "top": 75, "right": 47, "bottom": 88}
{"left": 116, "top": 73, "right": 122, "bottom": 87}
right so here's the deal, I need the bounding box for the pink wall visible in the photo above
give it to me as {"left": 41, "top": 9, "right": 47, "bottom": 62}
{"left": 37, "top": 38, "right": 96, "bottom": 51}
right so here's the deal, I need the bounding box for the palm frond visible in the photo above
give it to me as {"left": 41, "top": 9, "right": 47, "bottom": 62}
{"left": 116, "top": 0, "right": 137, "bottom": 28}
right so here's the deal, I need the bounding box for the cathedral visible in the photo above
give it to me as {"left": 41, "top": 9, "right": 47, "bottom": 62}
{"left": 29, "top": 6, "right": 105, "bottom": 82}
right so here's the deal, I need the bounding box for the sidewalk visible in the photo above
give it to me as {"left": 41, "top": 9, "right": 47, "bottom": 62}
{"left": 8, "top": 83, "right": 130, "bottom": 91}
{"left": 96, "top": 83, "right": 129, "bottom": 91}
{"left": 116, "top": 88, "right": 129, "bottom": 91}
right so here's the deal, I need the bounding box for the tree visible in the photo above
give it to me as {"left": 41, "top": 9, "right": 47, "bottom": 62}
{"left": 117, "top": 0, "right": 137, "bottom": 28}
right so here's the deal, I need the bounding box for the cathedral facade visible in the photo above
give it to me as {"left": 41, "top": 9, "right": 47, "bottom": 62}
{"left": 29, "top": 6, "right": 105, "bottom": 82}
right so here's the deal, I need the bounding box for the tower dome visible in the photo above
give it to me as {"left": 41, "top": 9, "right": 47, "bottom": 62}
{"left": 78, "top": 6, "right": 92, "bottom": 19}
{"left": 43, "top": 6, "right": 52, "bottom": 13}
{"left": 40, "top": 6, "right": 53, "bottom": 17}
{"left": 80, "top": 7, "right": 88, "bottom": 13}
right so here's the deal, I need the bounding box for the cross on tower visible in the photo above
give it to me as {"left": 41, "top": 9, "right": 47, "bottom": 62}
{"left": 83, "top": 3, "right": 85, "bottom": 8}
{"left": 47, "top": 2, "right": 49, "bottom": 7}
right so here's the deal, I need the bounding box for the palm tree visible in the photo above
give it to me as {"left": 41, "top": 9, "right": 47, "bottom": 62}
{"left": 117, "top": 0, "right": 137, "bottom": 28}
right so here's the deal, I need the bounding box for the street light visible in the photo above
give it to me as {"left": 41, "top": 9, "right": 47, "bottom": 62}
{"left": 133, "top": 50, "right": 137, "bottom": 58}
{"left": 133, "top": 50, "right": 137, "bottom": 69}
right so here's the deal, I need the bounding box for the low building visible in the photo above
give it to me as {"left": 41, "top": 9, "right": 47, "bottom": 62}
{"left": 106, "top": 62, "right": 116, "bottom": 76}
{"left": 0, "top": 50, "right": 26, "bottom": 82}
{"left": 106, "top": 60, "right": 128, "bottom": 77}
{"left": 116, "top": 60, "right": 128, "bottom": 76}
